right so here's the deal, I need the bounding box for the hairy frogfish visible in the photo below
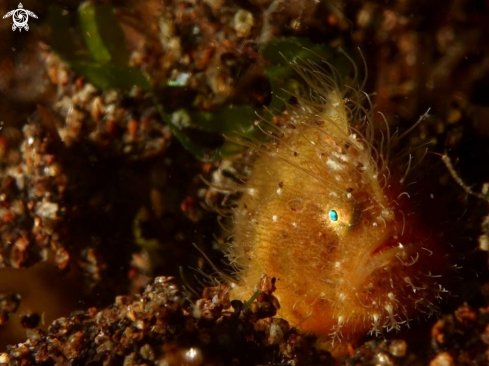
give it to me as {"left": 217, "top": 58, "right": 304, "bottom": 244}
{"left": 219, "top": 51, "right": 448, "bottom": 344}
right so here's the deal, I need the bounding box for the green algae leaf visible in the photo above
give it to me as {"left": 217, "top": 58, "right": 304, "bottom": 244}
{"left": 170, "top": 107, "right": 257, "bottom": 162}
{"left": 260, "top": 37, "right": 335, "bottom": 67}
{"left": 156, "top": 105, "right": 257, "bottom": 162}
{"left": 71, "top": 61, "right": 150, "bottom": 91}
{"left": 49, "top": 4, "right": 143, "bottom": 91}
{"left": 78, "top": 2, "right": 129, "bottom": 66}
{"left": 260, "top": 37, "right": 352, "bottom": 114}
{"left": 48, "top": 5, "right": 86, "bottom": 62}
{"left": 260, "top": 37, "right": 330, "bottom": 115}
{"left": 173, "top": 107, "right": 257, "bottom": 135}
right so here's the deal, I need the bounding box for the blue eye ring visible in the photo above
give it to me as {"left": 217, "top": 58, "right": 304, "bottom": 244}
{"left": 329, "top": 209, "right": 338, "bottom": 222}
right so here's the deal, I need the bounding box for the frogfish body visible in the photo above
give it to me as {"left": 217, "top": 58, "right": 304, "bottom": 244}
{"left": 227, "top": 55, "right": 447, "bottom": 342}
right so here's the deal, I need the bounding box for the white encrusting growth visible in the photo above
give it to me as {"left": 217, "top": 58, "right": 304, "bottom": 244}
{"left": 326, "top": 157, "right": 344, "bottom": 171}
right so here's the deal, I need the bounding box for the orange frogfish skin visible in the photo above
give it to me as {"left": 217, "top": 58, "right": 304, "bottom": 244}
{"left": 226, "top": 54, "right": 448, "bottom": 344}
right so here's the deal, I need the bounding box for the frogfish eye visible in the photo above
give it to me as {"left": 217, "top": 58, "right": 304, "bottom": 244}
{"left": 329, "top": 209, "right": 338, "bottom": 222}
